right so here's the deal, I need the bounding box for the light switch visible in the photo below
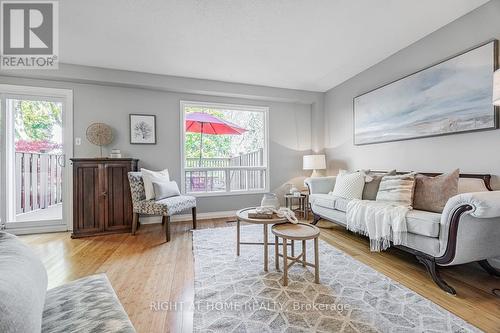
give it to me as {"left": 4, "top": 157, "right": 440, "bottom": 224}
{"left": 75, "top": 137, "right": 82, "bottom": 146}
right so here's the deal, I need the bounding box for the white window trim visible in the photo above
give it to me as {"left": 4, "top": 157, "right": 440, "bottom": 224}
{"left": 180, "top": 100, "right": 270, "bottom": 197}
{"left": 0, "top": 84, "right": 73, "bottom": 233}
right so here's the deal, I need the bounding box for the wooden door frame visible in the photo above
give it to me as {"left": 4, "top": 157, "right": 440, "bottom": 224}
{"left": 0, "top": 84, "right": 73, "bottom": 234}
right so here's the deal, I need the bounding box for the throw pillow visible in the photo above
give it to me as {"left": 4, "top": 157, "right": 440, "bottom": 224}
{"left": 330, "top": 170, "right": 366, "bottom": 199}
{"left": 413, "top": 169, "right": 459, "bottom": 213}
{"left": 141, "top": 168, "right": 170, "bottom": 200}
{"left": 362, "top": 169, "right": 397, "bottom": 200}
{"left": 376, "top": 173, "right": 416, "bottom": 207}
{"left": 153, "top": 180, "right": 181, "bottom": 200}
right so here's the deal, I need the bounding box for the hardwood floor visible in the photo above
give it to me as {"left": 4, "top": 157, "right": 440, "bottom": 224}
{"left": 21, "top": 218, "right": 500, "bottom": 333}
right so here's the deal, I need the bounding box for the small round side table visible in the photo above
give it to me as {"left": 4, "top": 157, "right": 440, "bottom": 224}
{"left": 284, "top": 193, "right": 309, "bottom": 219}
{"left": 236, "top": 207, "right": 288, "bottom": 272}
{"left": 272, "top": 222, "right": 320, "bottom": 286}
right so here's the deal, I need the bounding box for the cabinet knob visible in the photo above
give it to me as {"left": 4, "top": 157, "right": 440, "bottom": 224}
{"left": 102, "top": 192, "right": 107, "bottom": 197}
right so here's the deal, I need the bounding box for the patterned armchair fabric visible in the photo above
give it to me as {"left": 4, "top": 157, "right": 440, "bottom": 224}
{"left": 128, "top": 172, "right": 196, "bottom": 216}
{"left": 42, "top": 274, "right": 135, "bottom": 333}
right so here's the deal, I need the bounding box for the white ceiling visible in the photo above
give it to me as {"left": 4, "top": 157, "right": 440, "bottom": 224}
{"left": 60, "top": 0, "right": 489, "bottom": 92}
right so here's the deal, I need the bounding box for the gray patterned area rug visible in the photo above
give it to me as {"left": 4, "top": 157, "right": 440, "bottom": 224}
{"left": 192, "top": 224, "right": 481, "bottom": 333}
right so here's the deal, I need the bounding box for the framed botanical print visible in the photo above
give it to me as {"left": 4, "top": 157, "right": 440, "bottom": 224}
{"left": 129, "top": 114, "right": 156, "bottom": 144}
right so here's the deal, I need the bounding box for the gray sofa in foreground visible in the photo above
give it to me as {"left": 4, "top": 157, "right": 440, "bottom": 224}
{"left": 305, "top": 172, "right": 500, "bottom": 294}
{"left": 0, "top": 232, "right": 135, "bottom": 333}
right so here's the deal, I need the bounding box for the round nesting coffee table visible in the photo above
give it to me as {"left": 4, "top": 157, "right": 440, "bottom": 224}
{"left": 236, "top": 207, "right": 288, "bottom": 272}
{"left": 272, "top": 222, "right": 320, "bottom": 286}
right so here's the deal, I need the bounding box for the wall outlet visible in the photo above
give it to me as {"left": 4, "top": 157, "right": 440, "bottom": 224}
{"left": 75, "top": 137, "right": 81, "bottom": 146}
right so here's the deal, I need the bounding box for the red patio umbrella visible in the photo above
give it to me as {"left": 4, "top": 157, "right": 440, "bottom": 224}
{"left": 185, "top": 112, "right": 247, "bottom": 166}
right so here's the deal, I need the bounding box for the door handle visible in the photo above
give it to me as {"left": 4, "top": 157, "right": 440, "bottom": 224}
{"left": 57, "top": 154, "right": 66, "bottom": 167}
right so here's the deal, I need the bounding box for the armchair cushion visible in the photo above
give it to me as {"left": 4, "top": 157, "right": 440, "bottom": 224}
{"left": 135, "top": 196, "right": 196, "bottom": 216}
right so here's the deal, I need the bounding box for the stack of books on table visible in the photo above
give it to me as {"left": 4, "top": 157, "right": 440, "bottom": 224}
{"left": 248, "top": 211, "right": 273, "bottom": 219}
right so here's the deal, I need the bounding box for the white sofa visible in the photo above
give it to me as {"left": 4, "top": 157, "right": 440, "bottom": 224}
{"left": 305, "top": 173, "right": 500, "bottom": 295}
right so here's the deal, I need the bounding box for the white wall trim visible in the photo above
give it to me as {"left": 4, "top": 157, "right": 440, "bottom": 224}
{"left": 0, "top": 63, "right": 322, "bottom": 104}
{"left": 0, "top": 84, "right": 73, "bottom": 233}
{"left": 139, "top": 210, "right": 236, "bottom": 224}
{"left": 179, "top": 100, "right": 270, "bottom": 197}
{"left": 7, "top": 224, "right": 68, "bottom": 235}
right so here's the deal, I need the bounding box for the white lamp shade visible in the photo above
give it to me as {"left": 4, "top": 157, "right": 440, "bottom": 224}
{"left": 303, "top": 155, "right": 326, "bottom": 170}
{"left": 494, "top": 69, "right": 500, "bottom": 106}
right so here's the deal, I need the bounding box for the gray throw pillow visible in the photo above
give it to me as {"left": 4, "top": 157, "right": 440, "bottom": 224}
{"left": 153, "top": 180, "right": 181, "bottom": 200}
{"left": 413, "top": 169, "right": 459, "bottom": 213}
{"left": 362, "top": 170, "right": 396, "bottom": 200}
{"left": 0, "top": 232, "right": 48, "bottom": 333}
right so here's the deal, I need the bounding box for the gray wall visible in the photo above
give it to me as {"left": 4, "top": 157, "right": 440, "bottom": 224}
{"left": 0, "top": 67, "right": 320, "bottom": 213}
{"left": 324, "top": 0, "right": 500, "bottom": 189}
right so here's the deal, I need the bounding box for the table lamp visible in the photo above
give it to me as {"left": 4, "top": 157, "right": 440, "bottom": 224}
{"left": 303, "top": 154, "right": 326, "bottom": 177}
{"left": 494, "top": 69, "right": 500, "bottom": 106}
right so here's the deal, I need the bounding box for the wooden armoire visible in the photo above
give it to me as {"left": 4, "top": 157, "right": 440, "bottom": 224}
{"left": 71, "top": 158, "right": 139, "bottom": 238}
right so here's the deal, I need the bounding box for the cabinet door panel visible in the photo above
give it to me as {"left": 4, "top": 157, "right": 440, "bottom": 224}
{"left": 104, "top": 163, "right": 133, "bottom": 231}
{"left": 73, "top": 163, "right": 103, "bottom": 235}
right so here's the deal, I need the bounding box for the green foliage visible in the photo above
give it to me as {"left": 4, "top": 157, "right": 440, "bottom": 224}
{"left": 185, "top": 133, "right": 231, "bottom": 158}
{"left": 14, "top": 100, "right": 62, "bottom": 141}
{"left": 184, "top": 106, "right": 264, "bottom": 160}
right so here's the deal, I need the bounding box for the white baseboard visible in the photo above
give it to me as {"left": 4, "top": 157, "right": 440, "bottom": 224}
{"left": 139, "top": 210, "right": 237, "bottom": 224}
{"left": 6, "top": 224, "right": 68, "bottom": 235}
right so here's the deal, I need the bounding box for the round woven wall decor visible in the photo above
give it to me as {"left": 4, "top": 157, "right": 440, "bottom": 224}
{"left": 86, "top": 123, "right": 113, "bottom": 156}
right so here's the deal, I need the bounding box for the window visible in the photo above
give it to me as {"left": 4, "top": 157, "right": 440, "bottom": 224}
{"left": 181, "top": 101, "right": 269, "bottom": 196}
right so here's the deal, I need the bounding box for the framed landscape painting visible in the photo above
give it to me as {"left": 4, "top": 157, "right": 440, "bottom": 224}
{"left": 354, "top": 40, "right": 498, "bottom": 145}
{"left": 130, "top": 114, "right": 157, "bottom": 144}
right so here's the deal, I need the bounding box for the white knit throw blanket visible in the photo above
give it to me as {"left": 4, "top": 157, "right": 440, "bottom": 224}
{"left": 346, "top": 199, "right": 410, "bottom": 252}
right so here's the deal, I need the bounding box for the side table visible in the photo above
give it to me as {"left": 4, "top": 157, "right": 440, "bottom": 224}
{"left": 272, "top": 222, "right": 320, "bottom": 286}
{"left": 284, "top": 193, "right": 308, "bottom": 219}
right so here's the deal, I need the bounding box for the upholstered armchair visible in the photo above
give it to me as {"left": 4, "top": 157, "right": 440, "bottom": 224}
{"left": 128, "top": 172, "right": 197, "bottom": 242}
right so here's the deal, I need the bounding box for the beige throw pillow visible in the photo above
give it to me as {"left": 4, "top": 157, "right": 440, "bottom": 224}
{"left": 376, "top": 173, "right": 416, "bottom": 207}
{"left": 413, "top": 169, "right": 459, "bottom": 213}
{"left": 362, "top": 170, "right": 397, "bottom": 200}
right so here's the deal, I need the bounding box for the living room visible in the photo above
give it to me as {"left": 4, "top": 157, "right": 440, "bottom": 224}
{"left": 0, "top": 1, "right": 499, "bottom": 332}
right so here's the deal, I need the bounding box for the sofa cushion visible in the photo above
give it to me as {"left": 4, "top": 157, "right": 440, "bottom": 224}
{"left": 413, "top": 169, "right": 459, "bottom": 213}
{"left": 458, "top": 177, "right": 489, "bottom": 193}
{"left": 406, "top": 210, "right": 441, "bottom": 238}
{"left": 0, "top": 232, "right": 48, "bottom": 333}
{"left": 42, "top": 274, "right": 135, "bottom": 333}
{"left": 311, "top": 194, "right": 336, "bottom": 209}
{"left": 312, "top": 194, "right": 351, "bottom": 212}
{"left": 333, "top": 197, "right": 351, "bottom": 212}
{"left": 311, "top": 196, "right": 440, "bottom": 238}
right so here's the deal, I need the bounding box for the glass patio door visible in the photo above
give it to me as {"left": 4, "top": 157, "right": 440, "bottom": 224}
{"left": 0, "top": 85, "right": 73, "bottom": 234}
